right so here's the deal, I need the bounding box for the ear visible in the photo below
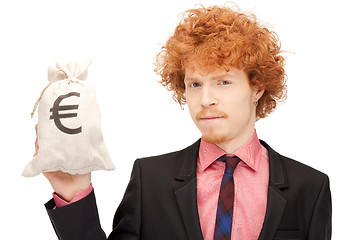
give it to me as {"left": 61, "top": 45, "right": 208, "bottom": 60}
{"left": 254, "top": 89, "right": 265, "bottom": 102}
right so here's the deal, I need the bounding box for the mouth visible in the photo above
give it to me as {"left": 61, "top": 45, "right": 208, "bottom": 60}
{"left": 196, "top": 110, "right": 228, "bottom": 122}
{"left": 199, "top": 116, "right": 225, "bottom": 121}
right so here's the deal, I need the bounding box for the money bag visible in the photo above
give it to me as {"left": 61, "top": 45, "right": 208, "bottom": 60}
{"left": 22, "top": 60, "right": 115, "bottom": 177}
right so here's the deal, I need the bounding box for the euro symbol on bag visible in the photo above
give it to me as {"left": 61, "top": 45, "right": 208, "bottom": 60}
{"left": 50, "top": 92, "right": 82, "bottom": 135}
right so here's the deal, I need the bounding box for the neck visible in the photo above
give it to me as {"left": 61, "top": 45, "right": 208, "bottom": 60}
{"left": 216, "top": 127, "right": 255, "bottom": 153}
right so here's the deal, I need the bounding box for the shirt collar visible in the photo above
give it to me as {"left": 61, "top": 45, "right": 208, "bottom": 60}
{"left": 197, "top": 130, "right": 262, "bottom": 172}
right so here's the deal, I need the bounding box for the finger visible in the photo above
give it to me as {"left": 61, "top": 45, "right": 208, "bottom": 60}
{"left": 42, "top": 171, "right": 50, "bottom": 179}
{"left": 34, "top": 124, "right": 39, "bottom": 157}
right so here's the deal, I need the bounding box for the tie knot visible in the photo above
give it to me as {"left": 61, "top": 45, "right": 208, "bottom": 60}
{"left": 218, "top": 155, "right": 240, "bottom": 174}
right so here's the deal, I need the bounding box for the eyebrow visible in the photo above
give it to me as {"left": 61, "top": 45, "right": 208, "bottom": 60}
{"left": 210, "top": 73, "right": 233, "bottom": 80}
{"left": 184, "top": 77, "right": 198, "bottom": 82}
{"left": 184, "top": 73, "right": 234, "bottom": 82}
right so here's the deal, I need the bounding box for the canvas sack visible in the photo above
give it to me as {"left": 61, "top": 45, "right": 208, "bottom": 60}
{"left": 23, "top": 60, "right": 115, "bottom": 177}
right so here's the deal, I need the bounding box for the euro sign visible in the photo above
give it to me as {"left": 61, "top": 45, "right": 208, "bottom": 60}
{"left": 50, "top": 92, "right": 82, "bottom": 135}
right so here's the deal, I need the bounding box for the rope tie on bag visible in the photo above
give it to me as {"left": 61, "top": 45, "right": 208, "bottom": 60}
{"left": 31, "top": 69, "right": 68, "bottom": 118}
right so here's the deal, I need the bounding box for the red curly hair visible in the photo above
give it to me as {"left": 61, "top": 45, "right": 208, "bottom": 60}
{"left": 155, "top": 5, "right": 287, "bottom": 119}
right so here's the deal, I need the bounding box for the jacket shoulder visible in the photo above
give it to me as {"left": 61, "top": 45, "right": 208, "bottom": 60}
{"left": 261, "top": 139, "right": 328, "bottom": 180}
{"left": 134, "top": 139, "right": 200, "bottom": 173}
{"left": 260, "top": 139, "right": 329, "bottom": 194}
{"left": 280, "top": 154, "right": 329, "bottom": 181}
{"left": 136, "top": 144, "right": 190, "bottom": 164}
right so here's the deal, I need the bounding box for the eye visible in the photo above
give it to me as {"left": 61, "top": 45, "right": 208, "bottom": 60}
{"left": 188, "top": 82, "right": 201, "bottom": 88}
{"left": 219, "top": 80, "right": 230, "bottom": 85}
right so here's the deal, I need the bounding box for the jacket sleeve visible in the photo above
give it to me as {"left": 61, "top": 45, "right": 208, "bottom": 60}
{"left": 307, "top": 175, "right": 332, "bottom": 240}
{"left": 45, "top": 159, "right": 142, "bottom": 240}
{"left": 45, "top": 190, "right": 107, "bottom": 240}
{"left": 108, "top": 159, "right": 141, "bottom": 239}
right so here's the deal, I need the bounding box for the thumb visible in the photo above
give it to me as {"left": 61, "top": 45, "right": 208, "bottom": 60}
{"left": 33, "top": 124, "right": 39, "bottom": 157}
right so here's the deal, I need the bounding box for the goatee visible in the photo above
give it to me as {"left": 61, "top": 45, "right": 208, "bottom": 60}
{"left": 202, "top": 127, "right": 227, "bottom": 144}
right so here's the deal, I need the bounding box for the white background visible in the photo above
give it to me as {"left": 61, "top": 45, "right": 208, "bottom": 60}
{"left": 1, "top": 0, "right": 359, "bottom": 239}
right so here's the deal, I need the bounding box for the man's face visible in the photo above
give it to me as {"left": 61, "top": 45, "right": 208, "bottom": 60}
{"left": 184, "top": 63, "right": 263, "bottom": 151}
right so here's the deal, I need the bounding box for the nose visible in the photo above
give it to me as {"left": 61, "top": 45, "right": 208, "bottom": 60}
{"left": 200, "top": 85, "right": 218, "bottom": 107}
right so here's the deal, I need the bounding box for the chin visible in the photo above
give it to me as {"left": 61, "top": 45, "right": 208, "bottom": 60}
{"left": 201, "top": 129, "right": 227, "bottom": 145}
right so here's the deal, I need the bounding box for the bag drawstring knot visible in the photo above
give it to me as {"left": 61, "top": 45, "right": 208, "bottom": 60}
{"left": 31, "top": 69, "right": 68, "bottom": 118}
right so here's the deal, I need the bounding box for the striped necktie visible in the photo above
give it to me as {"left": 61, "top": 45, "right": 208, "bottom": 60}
{"left": 214, "top": 155, "right": 241, "bottom": 240}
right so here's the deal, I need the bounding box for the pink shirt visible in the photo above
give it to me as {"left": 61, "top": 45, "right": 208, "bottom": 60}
{"left": 52, "top": 184, "right": 93, "bottom": 208}
{"left": 53, "top": 131, "right": 269, "bottom": 240}
{"left": 197, "top": 131, "right": 269, "bottom": 240}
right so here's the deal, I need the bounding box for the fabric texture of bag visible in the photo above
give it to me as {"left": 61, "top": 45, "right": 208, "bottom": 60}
{"left": 23, "top": 60, "right": 115, "bottom": 177}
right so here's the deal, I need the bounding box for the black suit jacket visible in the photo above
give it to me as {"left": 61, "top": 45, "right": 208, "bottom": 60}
{"left": 45, "top": 140, "right": 331, "bottom": 240}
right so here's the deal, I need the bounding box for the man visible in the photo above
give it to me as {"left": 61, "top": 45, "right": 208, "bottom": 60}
{"left": 42, "top": 5, "right": 331, "bottom": 240}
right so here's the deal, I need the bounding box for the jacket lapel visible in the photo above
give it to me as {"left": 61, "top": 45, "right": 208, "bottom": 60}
{"left": 174, "top": 140, "right": 204, "bottom": 240}
{"left": 258, "top": 140, "right": 288, "bottom": 240}
{"left": 173, "top": 139, "right": 289, "bottom": 240}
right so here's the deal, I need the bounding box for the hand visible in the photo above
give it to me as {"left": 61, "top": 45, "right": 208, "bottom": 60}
{"left": 34, "top": 124, "right": 91, "bottom": 202}
{"left": 43, "top": 171, "right": 91, "bottom": 202}
{"left": 33, "top": 124, "right": 39, "bottom": 157}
